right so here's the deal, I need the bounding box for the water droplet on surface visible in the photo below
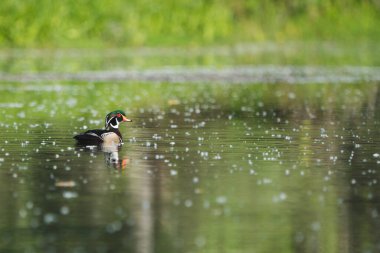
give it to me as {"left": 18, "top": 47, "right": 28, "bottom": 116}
{"left": 19, "top": 209, "right": 27, "bottom": 218}
{"left": 311, "top": 222, "right": 320, "bottom": 231}
{"left": 43, "top": 213, "right": 57, "bottom": 224}
{"left": 26, "top": 201, "right": 34, "bottom": 209}
{"left": 62, "top": 191, "right": 78, "bottom": 199}
{"left": 17, "top": 111, "right": 26, "bottom": 118}
{"left": 195, "top": 236, "right": 206, "bottom": 248}
{"left": 60, "top": 206, "right": 70, "bottom": 215}
{"left": 288, "top": 92, "right": 296, "bottom": 99}
{"left": 106, "top": 221, "right": 122, "bottom": 234}
{"left": 184, "top": 199, "right": 193, "bottom": 207}
{"left": 216, "top": 196, "right": 227, "bottom": 204}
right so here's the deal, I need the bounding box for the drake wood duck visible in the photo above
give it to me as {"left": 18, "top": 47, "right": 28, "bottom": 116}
{"left": 74, "top": 110, "right": 132, "bottom": 146}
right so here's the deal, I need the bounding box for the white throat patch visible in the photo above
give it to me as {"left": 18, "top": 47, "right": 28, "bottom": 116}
{"left": 106, "top": 116, "right": 119, "bottom": 129}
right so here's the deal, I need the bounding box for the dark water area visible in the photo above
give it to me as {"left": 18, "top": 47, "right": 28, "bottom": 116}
{"left": 0, "top": 46, "right": 380, "bottom": 252}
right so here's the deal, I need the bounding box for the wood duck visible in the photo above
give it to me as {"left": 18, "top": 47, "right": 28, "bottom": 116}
{"left": 74, "top": 110, "right": 132, "bottom": 146}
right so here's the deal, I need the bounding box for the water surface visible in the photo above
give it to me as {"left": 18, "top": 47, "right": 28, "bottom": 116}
{"left": 0, "top": 46, "right": 379, "bottom": 253}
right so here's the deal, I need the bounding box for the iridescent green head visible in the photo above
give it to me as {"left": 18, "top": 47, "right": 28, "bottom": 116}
{"left": 105, "top": 110, "right": 132, "bottom": 129}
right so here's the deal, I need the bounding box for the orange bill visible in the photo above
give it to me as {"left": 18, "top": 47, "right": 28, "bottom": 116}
{"left": 122, "top": 115, "right": 132, "bottom": 122}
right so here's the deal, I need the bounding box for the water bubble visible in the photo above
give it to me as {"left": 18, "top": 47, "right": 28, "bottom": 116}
{"left": 155, "top": 154, "right": 164, "bottom": 160}
{"left": 213, "top": 154, "right": 222, "bottom": 160}
{"left": 25, "top": 201, "right": 34, "bottom": 210}
{"left": 66, "top": 98, "right": 77, "bottom": 107}
{"left": 60, "top": 206, "right": 70, "bottom": 215}
{"left": 200, "top": 151, "right": 208, "bottom": 158}
{"left": 19, "top": 209, "right": 27, "bottom": 218}
{"left": 184, "top": 199, "right": 193, "bottom": 207}
{"left": 309, "top": 222, "right": 320, "bottom": 232}
{"left": 288, "top": 92, "right": 296, "bottom": 99}
{"left": 371, "top": 209, "right": 378, "bottom": 218}
{"left": 279, "top": 192, "right": 287, "bottom": 200}
{"left": 43, "top": 213, "right": 57, "bottom": 224}
{"left": 17, "top": 111, "right": 26, "bottom": 118}
{"left": 216, "top": 196, "right": 227, "bottom": 204}
{"left": 262, "top": 178, "right": 272, "bottom": 184}
{"left": 106, "top": 221, "right": 123, "bottom": 234}
{"left": 295, "top": 232, "right": 305, "bottom": 243}
{"left": 195, "top": 236, "right": 206, "bottom": 248}
{"left": 62, "top": 191, "right": 78, "bottom": 199}
{"left": 272, "top": 192, "right": 287, "bottom": 203}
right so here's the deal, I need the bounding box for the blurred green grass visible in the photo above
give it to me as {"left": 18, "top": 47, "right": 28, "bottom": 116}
{"left": 0, "top": 0, "right": 379, "bottom": 47}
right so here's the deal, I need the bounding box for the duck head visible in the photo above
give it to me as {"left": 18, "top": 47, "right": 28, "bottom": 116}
{"left": 105, "top": 110, "right": 132, "bottom": 129}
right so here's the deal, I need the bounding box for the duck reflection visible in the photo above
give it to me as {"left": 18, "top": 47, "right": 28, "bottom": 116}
{"left": 102, "top": 144, "right": 129, "bottom": 169}
{"left": 75, "top": 143, "right": 129, "bottom": 170}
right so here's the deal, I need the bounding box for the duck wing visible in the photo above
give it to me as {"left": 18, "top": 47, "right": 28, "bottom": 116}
{"left": 74, "top": 129, "right": 108, "bottom": 145}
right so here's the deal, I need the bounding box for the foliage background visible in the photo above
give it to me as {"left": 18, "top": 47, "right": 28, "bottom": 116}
{"left": 0, "top": 0, "right": 379, "bottom": 47}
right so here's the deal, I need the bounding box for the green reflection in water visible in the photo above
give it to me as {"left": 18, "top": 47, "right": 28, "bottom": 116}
{"left": 0, "top": 82, "right": 379, "bottom": 253}
{"left": 0, "top": 42, "right": 379, "bottom": 74}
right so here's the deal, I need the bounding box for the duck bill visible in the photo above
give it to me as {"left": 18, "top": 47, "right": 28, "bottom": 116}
{"left": 122, "top": 115, "right": 132, "bottom": 122}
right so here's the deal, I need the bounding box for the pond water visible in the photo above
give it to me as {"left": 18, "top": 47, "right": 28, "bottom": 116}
{"left": 0, "top": 45, "right": 379, "bottom": 253}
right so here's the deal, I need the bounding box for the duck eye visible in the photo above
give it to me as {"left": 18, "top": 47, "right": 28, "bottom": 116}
{"left": 117, "top": 113, "right": 121, "bottom": 117}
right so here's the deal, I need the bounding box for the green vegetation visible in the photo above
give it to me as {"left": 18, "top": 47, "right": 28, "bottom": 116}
{"left": 0, "top": 0, "right": 379, "bottom": 47}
